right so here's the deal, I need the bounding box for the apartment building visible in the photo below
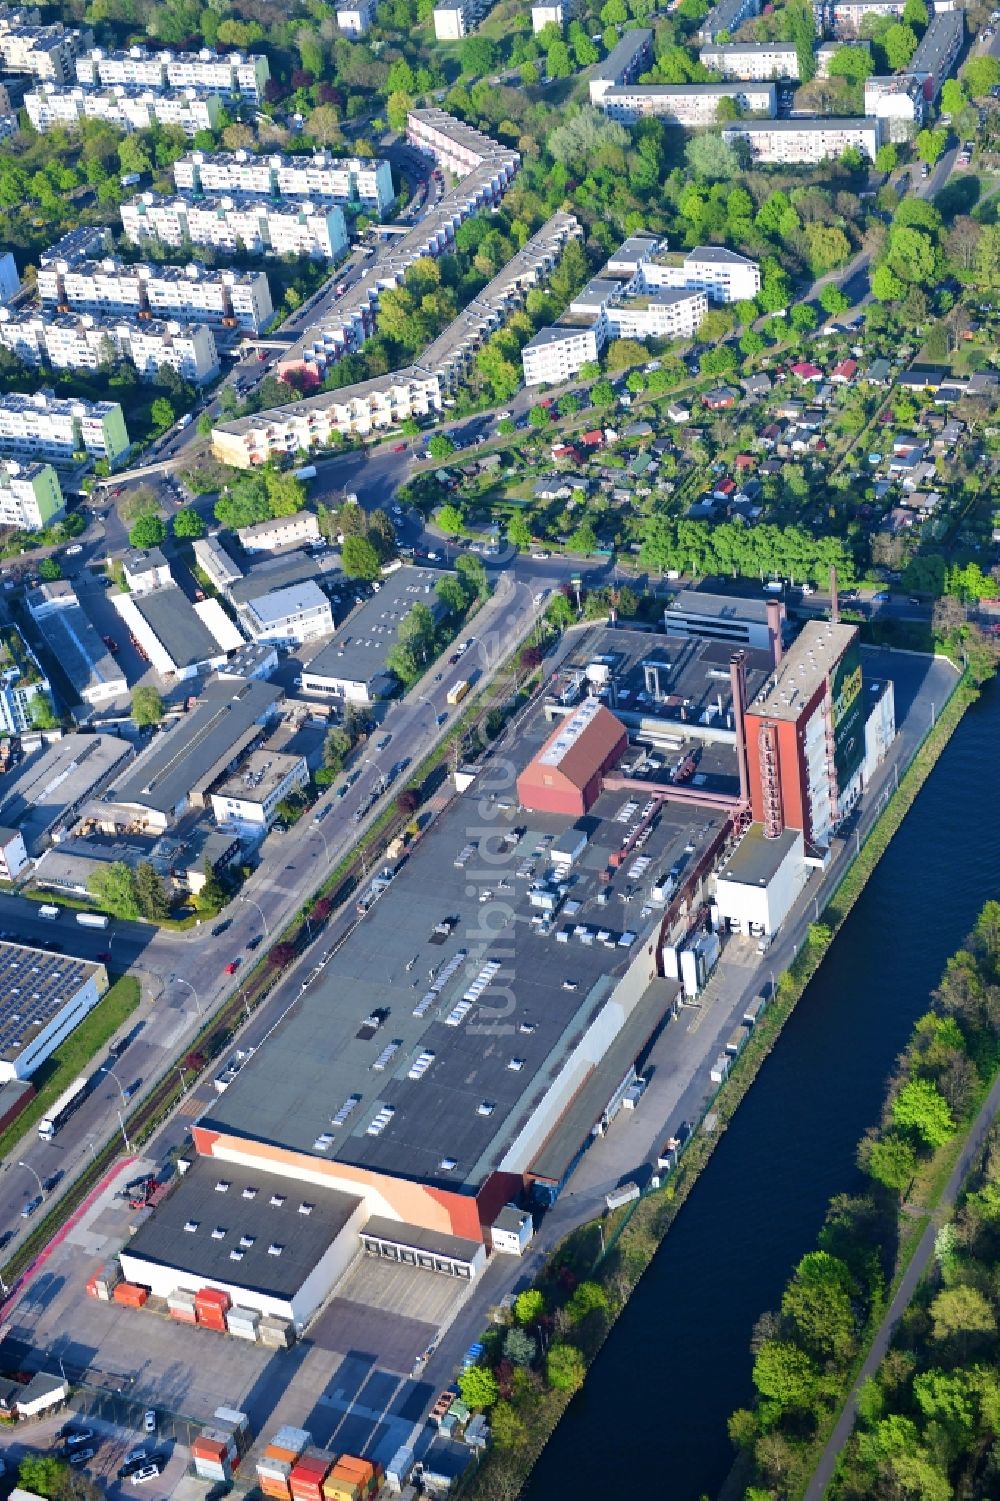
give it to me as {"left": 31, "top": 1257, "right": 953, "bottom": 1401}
{"left": 698, "top": 0, "right": 761, "bottom": 44}
{"left": 38, "top": 225, "right": 111, "bottom": 267}
{"left": 522, "top": 323, "right": 603, "bottom": 387}
{"left": 75, "top": 46, "right": 269, "bottom": 101}
{"left": 0, "top": 391, "right": 129, "bottom": 466}
{"left": 832, "top": 0, "right": 906, "bottom": 36}
{"left": 0, "top": 112, "right": 16, "bottom": 139}
{"left": 26, "top": 82, "right": 221, "bottom": 135}
{"left": 39, "top": 257, "right": 273, "bottom": 334}
{"left": 589, "top": 28, "right": 654, "bottom": 106}
{"left": 722, "top": 115, "right": 882, "bottom": 162}
{"left": 0, "top": 21, "right": 89, "bottom": 82}
{"left": 863, "top": 75, "right": 924, "bottom": 137}
{"left": 433, "top": 0, "right": 491, "bottom": 40}
{"left": 121, "top": 194, "right": 348, "bottom": 262}
{"left": 599, "top": 80, "right": 776, "bottom": 124}
{"left": 336, "top": 0, "right": 377, "bottom": 36}
{"left": 699, "top": 39, "right": 844, "bottom": 80}
{"left": 607, "top": 289, "right": 708, "bottom": 341}
{"left": 0, "top": 251, "right": 18, "bottom": 305}
{"left": 0, "top": 458, "right": 63, "bottom": 530}
{"left": 532, "top": 3, "right": 571, "bottom": 31}
{"left": 908, "top": 10, "right": 962, "bottom": 101}
{"left": 173, "top": 150, "right": 395, "bottom": 215}
{"left": 0, "top": 308, "right": 219, "bottom": 384}
{"left": 646, "top": 245, "right": 762, "bottom": 304}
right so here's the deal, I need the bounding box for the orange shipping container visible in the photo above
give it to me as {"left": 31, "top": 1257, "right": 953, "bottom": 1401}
{"left": 260, "top": 1482, "right": 291, "bottom": 1500}
{"left": 265, "top": 1447, "right": 302, "bottom": 1465}
{"left": 113, "top": 1282, "right": 149, "bottom": 1307}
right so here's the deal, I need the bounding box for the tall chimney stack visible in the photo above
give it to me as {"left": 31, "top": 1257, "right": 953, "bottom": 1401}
{"left": 729, "top": 650, "right": 750, "bottom": 809}
{"left": 830, "top": 565, "right": 839, "bottom": 624}
{"left": 766, "top": 598, "right": 783, "bottom": 669}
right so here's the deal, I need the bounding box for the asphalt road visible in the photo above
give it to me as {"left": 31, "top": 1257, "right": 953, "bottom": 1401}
{"left": 0, "top": 573, "right": 549, "bottom": 1248}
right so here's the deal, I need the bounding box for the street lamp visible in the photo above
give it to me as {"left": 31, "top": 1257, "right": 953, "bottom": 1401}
{"left": 239, "top": 894, "right": 268, "bottom": 938}
{"left": 171, "top": 974, "right": 201, "bottom": 1017}
{"left": 17, "top": 1160, "right": 44, "bottom": 1198}
{"left": 310, "top": 822, "right": 331, "bottom": 863}
{"left": 102, "top": 1067, "right": 132, "bottom": 1152}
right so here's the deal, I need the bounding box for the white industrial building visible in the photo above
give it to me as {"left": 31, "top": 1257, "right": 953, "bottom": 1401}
{"left": 39, "top": 257, "right": 273, "bottom": 335}
{"left": 112, "top": 585, "right": 241, "bottom": 680}
{"left": 209, "top": 748, "right": 309, "bottom": 834}
{"left": 75, "top": 45, "right": 269, "bottom": 100}
{"left": 26, "top": 82, "right": 222, "bottom": 136}
{"left": 0, "top": 941, "right": 109, "bottom": 1082}
{"left": 714, "top": 825, "right": 809, "bottom": 939}
{"left": 121, "top": 194, "right": 348, "bottom": 262}
{"left": 26, "top": 582, "right": 127, "bottom": 705}
{"left": 174, "top": 151, "right": 395, "bottom": 216}
{"left": 0, "top": 308, "right": 219, "bottom": 385}
{"left": 598, "top": 80, "right": 777, "bottom": 124}
{"left": 0, "top": 458, "right": 63, "bottom": 531}
{"left": 722, "top": 116, "right": 883, "bottom": 164}
{"left": 238, "top": 582, "right": 334, "bottom": 648}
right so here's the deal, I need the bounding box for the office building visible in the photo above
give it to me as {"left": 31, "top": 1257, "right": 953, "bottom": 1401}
{"left": 698, "top": 0, "right": 761, "bottom": 43}
{"left": 721, "top": 115, "right": 882, "bottom": 163}
{"left": 0, "top": 391, "right": 129, "bottom": 466}
{"left": 239, "top": 581, "right": 334, "bottom": 648}
{"left": 174, "top": 151, "right": 395, "bottom": 216}
{"left": 598, "top": 79, "right": 776, "bottom": 124}
{"left": 39, "top": 257, "right": 273, "bottom": 335}
{"left": 0, "top": 458, "right": 63, "bottom": 531}
{"left": 209, "top": 749, "right": 309, "bottom": 834}
{"left": 0, "top": 941, "right": 109, "bottom": 1082}
{"left": 589, "top": 28, "right": 654, "bottom": 105}
{"left": 75, "top": 46, "right": 269, "bottom": 101}
{"left": 25, "top": 82, "right": 222, "bottom": 136}
{"left": 664, "top": 589, "right": 783, "bottom": 653}
{"left": 121, "top": 194, "right": 348, "bottom": 262}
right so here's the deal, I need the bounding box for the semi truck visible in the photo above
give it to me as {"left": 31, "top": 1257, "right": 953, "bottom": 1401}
{"left": 76, "top": 912, "right": 109, "bottom": 929}
{"left": 38, "top": 1075, "right": 88, "bottom": 1141}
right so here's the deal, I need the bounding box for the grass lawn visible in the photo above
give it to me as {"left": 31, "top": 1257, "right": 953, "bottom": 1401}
{"left": 0, "top": 975, "right": 141, "bottom": 1161}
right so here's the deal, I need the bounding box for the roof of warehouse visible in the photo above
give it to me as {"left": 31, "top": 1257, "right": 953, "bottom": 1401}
{"left": 200, "top": 671, "right": 728, "bottom": 1192}
{"left": 26, "top": 594, "right": 125, "bottom": 704}
{"left": 716, "top": 822, "right": 800, "bottom": 888}
{"left": 302, "top": 566, "right": 446, "bottom": 688}
{"left": 0, "top": 733, "right": 134, "bottom": 854}
{"left": 125, "top": 1156, "right": 361, "bottom": 1299}
{"left": 106, "top": 677, "right": 281, "bottom": 813}
{"left": 528, "top": 699, "right": 626, "bottom": 787}
{"left": 129, "top": 587, "right": 226, "bottom": 669}
{"left": 748, "top": 620, "right": 858, "bottom": 722}
{"left": 0, "top": 941, "right": 104, "bottom": 1064}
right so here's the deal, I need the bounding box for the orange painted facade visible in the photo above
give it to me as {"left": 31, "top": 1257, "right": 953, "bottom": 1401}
{"left": 744, "top": 679, "right": 824, "bottom": 840}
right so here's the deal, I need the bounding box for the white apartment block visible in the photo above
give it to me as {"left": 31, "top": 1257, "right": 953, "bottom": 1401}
{"left": 212, "top": 366, "right": 443, "bottom": 467}
{"left": 0, "top": 391, "right": 130, "bottom": 465}
{"left": 26, "top": 82, "right": 221, "bottom": 135}
{"left": 698, "top": 0, "right": 760, "bottom": 44}
{"left": 0, "top": 307, "right": 218, "bottom": 384}
{"left": 38, "top": 225, "right": 111, "bottom": 267}
{"left": 39, "top": 257, "right": 273, "bottom": 333}
{"left": 832, "top": 0, "right": 906, "bottom": 36}
{"left": 864, "top": 76, "right": 924, "bottom": 139}
{"left": 336, "top": 0, "right": 376, "bottom": 35}
{"left": 121, "top": 194, "right": 348, "bottom": 262}
{"left": 174, "top": 150, "right": 395, "bottom": 215}
{"left": 433, "top": 0, "right": 490, "bottom": 39}
{"left": 722, "top": 116, "right": 883, "bottom": 163}
{"left": 0, "top": 112, "right": 17, "bottom": 140}
{"left": 531, "top": 3, "right": 569, "bottom": 31}
{"left": 76, "top": 46, "right": 269, "bottom": 101}
{"left": 700, "top": 40, "right": 844, "bottom": 80}
{"left": 589, "top": 29, "right": 654, "bottom": 106}
{"left": 0, "top": 22, "right": 89, "bottom": 82}
{"left": 0, "top": 458, "right": 64, "bottom": 530}
{"left": 599, "top": 80, "right": 776, "bottom": 124}
{"left": 522, "top": 323, "right": 602, "bottom": 387}
{"left": 237, "top": 511, "right": 320, "bottom": 553}
{"left": 607, "top": 289, "right": 708, "bottom": 341}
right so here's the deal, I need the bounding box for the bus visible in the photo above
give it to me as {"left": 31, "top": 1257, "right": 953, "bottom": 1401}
{"left": 38, "top": 1076, "right": 88, "bottom": 1142}
{"left": 446, "top": 679, "right": 470, "bottom": 706}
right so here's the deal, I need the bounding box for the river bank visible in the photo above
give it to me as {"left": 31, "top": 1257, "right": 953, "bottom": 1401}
{"left": 456, "top": 660, "right": 996, "bottom": 1501}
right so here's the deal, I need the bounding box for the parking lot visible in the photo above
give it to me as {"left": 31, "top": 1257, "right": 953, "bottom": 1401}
{"left": 0, "top": 1408, "right": 191, "bottom": 1501}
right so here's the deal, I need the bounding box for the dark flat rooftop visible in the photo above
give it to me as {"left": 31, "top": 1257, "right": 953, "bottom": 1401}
{"left": 303, "top": 566, "right": 446, "bottom": 688}
{"left": 126, "top": 1155, "right": 361, "bottom": 1300}
{"left": 717, "top": 823, "right": 800, "bottom": 888}
{"left": 131, "top": 588, "right": 223, "bottom": 669}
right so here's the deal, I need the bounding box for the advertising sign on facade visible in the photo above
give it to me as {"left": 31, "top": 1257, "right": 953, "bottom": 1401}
{"left": 831, "top": 639, "right": 864, "bottom": 790}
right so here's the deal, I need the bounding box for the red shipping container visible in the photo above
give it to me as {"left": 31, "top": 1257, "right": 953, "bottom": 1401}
{"left": 292, "top": 1457, "right": 332, "bottom": 1486}
{"left": 198, "top": 1309, "right": 227, "bottom": 1331}
{"left": 196, "top": 1287, "right": 231, "bottom": 1313}
{"left": 194, "top": 1441, "right": 228, "bottom": 1461}
{"left": 86, "top": 1277, "right": 98, "bottom": 1297}
{"left": 170, "top": 1307, "right": 198, "bottom": 1324}
{"left": 113, "top": 1282, "right": 149, "bottom": 1307}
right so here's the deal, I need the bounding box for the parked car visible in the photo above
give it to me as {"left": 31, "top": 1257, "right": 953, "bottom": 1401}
{"left": 131, "top": 1463, "right": 163, "bottom": 1486}
{"left": 143, "top": 1410, "right": 157, "bottom": 1434}
{"left": 68, "top": 1450, "right": 95, "bottom": 1468}
{"left": 65, "top": 1430, "right": 95, "bottom": 1448}
{"left": 21, "top": 1195, "right": 42, "bottom": 1219}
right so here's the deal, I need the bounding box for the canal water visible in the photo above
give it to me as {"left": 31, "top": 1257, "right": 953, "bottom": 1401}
{"left": 525, "top": 680, "right": 1000, "bottom": 1501}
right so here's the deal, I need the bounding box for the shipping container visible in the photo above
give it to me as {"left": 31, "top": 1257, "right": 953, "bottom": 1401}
{"left": 272, "top": 1426, "right": 312, "bottom": 1457}
{"left": 386, "top": 1448, "right": 414, "bottom": 1491}
{"left": 743, "top": 994, "right": 767, "bottom": 1027}
{"left": 196, "top": 1287, "right": 231, "bottom": 1313}
{"left": 214, "top": 1406, "right": 251, "bottom": 1441}
{"left": 113, "top": 1281, "right": 149, "bottom": 1307}
{"left": 726, "top": 1026, "right": 747, "bottom": 1057}
{"left": 259, "top": 1316, "right": 296, "bottom": 1347}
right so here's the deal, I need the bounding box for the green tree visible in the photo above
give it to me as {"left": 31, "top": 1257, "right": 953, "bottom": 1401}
{"left": 28, "top": 691, "right": 58, "bottom": 731}
{"left": 437, "top": 575, "right": 467, "bottom": 615}
{"left": 962, "top": 55, "right": 1000, "bottom": 98}
{"left": 871, "top": 263, "right": 905, "bottom": 302}
{"left": 569, "top": 520, "right": 599, "bottom": 556}
{"left": 820, "top": 284, "right": 851, "bottom": 317}
{"left": 129, "top": 514, "right": 166, "bottom": 549}
{"left": 874, "top": 142, "right": 898, "bottom": 174}
{"left": 455, "top": 552, "right": 488, "bottom": 601}
{"left": 684, "top": 131, "right": 744, "bottom": 181}
{"left": 827, "top": 44, "right": 874, "bottom": 84}
{"left": 557, "top": 391, "right": 580, "bottom": 417}
{"left": 546, "top": 1342, "right": 586, "bottom": 1392}
{"left": 752, "top": 1340, "right": 821, "bottom": 1411}
{"left": 939, "top": 77, "right": 965, "bottom": 116}
{"left": 150, "top": 396, "right": 175, "bottom": 432}
{"left": 37, "top": 557, "right": 61, "bottom": 581}
{"left": 18, "top": 1457, "right": 72, "bottom": 1500}
{"left": 915, "top": 127, "right": 947, "bottom": 166}
{"left": 458, "top": 1365, "right": 499, "bottom": 1409}
{"left": 88, "top": 861, "right": 140, "bottom": 921}
{"left": 490, "top": 1400, "right": 527, "bottom": 1449}
{"left": 790, "top": 303, "right": 818, "bottom": 333}
{"left": 507, "top": 512, "right": 532, "bottom": 550}
{"left": 428, "top": 433, "right": 456, "bottom": 460}
{"left": 892, "top": 1078, "right": 954, "bottom": 1149}
{"left": 780, "top": 1252, "right": 857, "bottom": 1362}
{"left": 131, "top": 685, "right": 164, "bottom": 727}
{"left": 461, "top": 34, "right": 496, "bottom": 76}
{"left": 436, "top": 503, "right": 465, "bottom": 535}
{"left": 929, "top": 1285, "right": 996, "bottom": 1346}
{"left": 546, "top": 592, "right": 576, "bottom": 629}
{"left": 173, "top": 507, "right": 204, "bottom": 539}
{"left": 861, "top": 1130, "right": 918, "bottom": 1191}
{"left": 514, "top": 1288, "right": 545, "bottom": 1325}
{"left": 567, "top": 1280, "right": 609, "bottom": 1323}
{"left": 135, "top": 860, "right": 169, "bottom": 921}
{"left": 341, "top": 535, "right": 381, "bottom": 581}
{"left": 883, "top": 22, "right": 918, "bottom": 68}
{"left": 323, "top": 726, "right": 351, "bottom": 773}
{"left": 503, "top": 1326, "right": 536, "bottom": 1366}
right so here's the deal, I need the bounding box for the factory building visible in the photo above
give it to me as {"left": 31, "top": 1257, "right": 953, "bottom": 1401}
{"left": 516, "top": 698, "right": 628, "bottom": 817}
{"left": 0, "top": 941, "right": 109, "bottom": 1081}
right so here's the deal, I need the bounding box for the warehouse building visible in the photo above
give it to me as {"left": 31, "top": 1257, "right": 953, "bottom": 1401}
{"left": 97, "top": 677, "right": 282, "bottom": 833}
{"left": 516, "top": 698, "right": 628, "bottom": 817}
{"left": 111, "top": 585, "right": 241, "bottom": 679}
{"left": 0, "top": 732, "right": 134, "bottom": 854}
{"left": 300, "top": 566, "right": 445, "bottom": 703}
{"left": 0, "top": 940, "right": 109, "bottom": 1081}
{"left": 26, "top": 580, "right": 127, "bottom": 705}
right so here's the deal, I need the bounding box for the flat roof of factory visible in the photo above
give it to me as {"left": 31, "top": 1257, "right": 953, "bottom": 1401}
{"left": 0, "top": 941, "right": 104, "bottom": 1067}
{"left": 201, "top": 648, "right": 728, "bottom": 1191}
{"left": 748, "top": 620, "right": 858, "bottom": 722}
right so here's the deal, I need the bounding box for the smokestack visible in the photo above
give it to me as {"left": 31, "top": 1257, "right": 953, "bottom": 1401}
{"left": 730, "top": 651, "right": 750, "bottom": 809}
{"left": 830, "top": 565, "right": 839, "bottom": 625}
{"left": 766, "top": 598, "right": 783, "bottom": 669}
